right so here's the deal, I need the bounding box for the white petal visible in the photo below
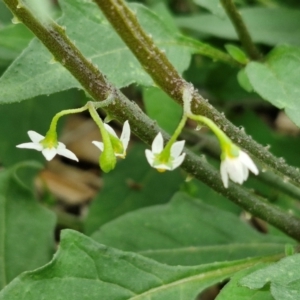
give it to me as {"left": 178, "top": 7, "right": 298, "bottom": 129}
{"left": 28, "top": 130, "right": 44, "bottom": 143}
{"left": 120, "top": 121, "right": 130, "bottom": 151}
{"left": 42, "top": 148, "right": 57, "bottom": 161}
{"left": 242, "top": 164, "right": 249, "bottom": 181}
{"left": 220, "top": 161, "right": 229, "bottom": 188}
{"left": 170, "top": 140, "right": 185, "bottom": 158}
{"left": 92, "top": 141, "right": 104, "bottom": 152}
{"left": 57, "top": 142, "right": 66, "bottom": 149}
{"left": 171, "top": 153, "right": 186, "bottom": 170}
{"left": 239, "top": 151, "right": 259, "bottom": 175}
{"left": 151, "top": 133, "right": 164, "bottom": 154}
{"left": 16, "top": 142, "right": 43, "bottom": 151}
{"left": 57, "top": 148, "right": 78, "bottom": 161}
{"left": 227, "top": 159, "right": 244, "bottom": 184}
{"left": 104, "top": 123, "right": 118, "bottom": 138}
{"left": 145, "top": 149, "right": 155, "bottom": 166}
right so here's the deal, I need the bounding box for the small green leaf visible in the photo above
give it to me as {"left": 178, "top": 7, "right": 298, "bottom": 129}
{"left": 0, "top": 163, "right": 56, "bottom": 289}
{"left": 225, "top": 44, "right": 248, "bottom": 64}
{"left": 216, "top": 264, "right": 274, "bottom": 300}
{"left": 237, "top": 69, "right": 253, "bottom": 92}
{"left": 0, "top": 229, "right": 279, "bottom": 300}
{"left": 143, "top": 87, "right": 182, "bottom": 134}
{"left": 193, "top": 0, "right": 225, "bottom": 17}
{"left": 240, "top": 254, "right": 300, "bottom": 300}
{"left": 84, "top": 144, "right": 184, "bottom": 235}
{"left": 92, "top": 193, "right": 288, "bottom": 266}
{"left": 245, "top": 45, "right": 300, "bottom": 127}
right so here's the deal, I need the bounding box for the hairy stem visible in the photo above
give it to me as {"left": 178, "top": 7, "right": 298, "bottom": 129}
{"left": 4, "top": 0, "right": 300, "bottom": 241}
{"left": 94, "top": 0, "right": 300, "bottom": 188}
{"left": 220, "top": 0, "right": 261, "bottom": 60}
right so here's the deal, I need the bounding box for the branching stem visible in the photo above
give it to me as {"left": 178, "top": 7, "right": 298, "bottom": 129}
{"left": 94, "top": 0, "right": 300, "bottom": 188}
{"left": 4, "top": 0, "right": 300, "bottom": 241}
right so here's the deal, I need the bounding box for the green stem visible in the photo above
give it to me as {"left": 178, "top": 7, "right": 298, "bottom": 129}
{"left": 163, "top": 115, "right": 187, "bottom": 154}
{"left": 220, "top": 0, "right": 261, "bottom": 60}
{"left": 87, "top": 103, "right": 112, "bottom": 151}
{"left": 48, "top": 106, "right": 89, "bottom": 134}
{"left": 6, "top": 0, "right": 300, "bottom": 241}
{"left": 94, "top": 0, "right": 300, "bottom": 188}
{"left": 187, "top": 114, "right": 231, "bottom": 147}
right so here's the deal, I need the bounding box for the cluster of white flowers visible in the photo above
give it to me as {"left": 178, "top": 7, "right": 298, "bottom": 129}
{"left": 17, "top": 115, "right": 258, "bottom": 188}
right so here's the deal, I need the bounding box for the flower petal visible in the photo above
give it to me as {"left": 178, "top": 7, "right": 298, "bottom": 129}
{"left": 171, "top": 153, "right": 186, "bottom": 170}
{"left": 151, "top": 133, "right": 164, "bottom": 154}
{"left": 92, "top": 141, "right": 104, "bottom": 152}
{"left": 153, "top": 163, "right": 172, "bottom": 171}
{"left": 220, "top": 161, "right": 229, "bottom": 188}
{"left": 28, "top": 130, "right": 44, "bottom": 143}
{"left": 170, "top": 140, "right": 185, "bottom": 158}
{"left": 16, "top": 142, "right": 43, "bottom": 151}
{"left": 239, "top": 151, "right": 259, "bottom": 175}
{"left": 104, "top": 123, "right": 118, "bottom": 138}
{"left": 120, "top": 120, "right": 130, "bottom": 151}
{"left": 42, "top": 148, "right": 57, "bottom": 161}
{"left": 227, "top": 159, "right": 244, "bottom": 184}
{"left": 57, "top": 148, "right": 79, "bottom": 161}
{"left": 145, "top": 149, "right": 155, "bottom": 166}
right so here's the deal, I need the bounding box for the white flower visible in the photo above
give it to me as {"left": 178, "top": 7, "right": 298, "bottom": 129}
{"left": 220, "top": 150, "right": 259, "bottom": 188}
{"left": 145, "top": 132, "right": 186, "bottom": 171}
{"left": 92, "top": 120, "right": 130, "bottom": 158}
{"left": 16, "top": 130, "right": 78, "bottom": 162}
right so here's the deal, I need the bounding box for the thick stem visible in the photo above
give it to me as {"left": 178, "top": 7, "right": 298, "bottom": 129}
{"left": 94, "top": 0, "right": 300, "bottom": 188}
{"left": 5, "top": 0, "right": 300, "bottom": 241}
{"left": 220, "top": 0, "right": 261, "bottom": 60}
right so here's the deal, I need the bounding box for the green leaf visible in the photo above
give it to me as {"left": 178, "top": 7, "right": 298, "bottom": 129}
{"left": 84, "top": 144, "right": 184, "bottom": 235}
{"left": 176, "top": 7, "right": 300, "bottom": 46}
{"left": 0, "top": 24, "right": 33, "bottom": 66}
{"left": 240, "top": 254, "right": 300, "bottom": 300}
{"left": 91, "top": 193, "right": 288, "bottom": 266}
{"left": 237, "top": 68, "right": 253, "bottom": 92}
{"left": 216, "top": 264, "right": 274, "bottom": 300}
{"left": 193, "top": 0, "right": 225, "bottom": 17}
{"left": 143, "top": 87, "right": 182, "bottom": 134}
{"left": 0, "top": 162, "right": 56, "bottom": 289}
{"left": 0, "top": 0, "right": 192, "bottom": 103}
{"left": 245, "top": 45, "right": 300, "bottom": 127}
{"left": 0, "top": 89, "right": 81, "bottom": 166}
{"left": 225, "top": 44, "right": 248, "bottom": 64}
{"left": 0, "top": 229, "right": 279, "bottom": 300}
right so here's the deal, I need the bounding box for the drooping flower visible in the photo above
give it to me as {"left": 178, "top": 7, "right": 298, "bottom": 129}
{"left": 92, "top": 120, "right": 130, "bottom": 158}
{"left": 145, "top": 132, "right": 186, "bottom": 172}
{"left": 220, "top": 148, "right": 258, "bottom": 188}
{"left": 16, "top": 130, "right": 78, "bottom": 162}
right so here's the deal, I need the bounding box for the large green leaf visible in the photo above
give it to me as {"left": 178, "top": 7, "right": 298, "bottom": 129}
{"left": 216, "top": 264, "right": 273, "bottom": 300}
{"left": 0, "top": 163, "right": 56, "bottom": 290}
{"left": 0, "top": 229, "right": 278, "bottom": 300}
{"left": 176, "top": 7, "right": 300, "bottom": 46}
{"left": 0, "top": 0, "right": 192, "bottom": 103}
{"left": 0, "top": 24, "right": 33, "bottom": 66}
{"left": 84, "top": 144, "right": 184, "bottom": 235}
{"left": 240, "top": 254, "right": 300, "bottom": 300}
{"left": 91, "top": 193, "right": 289, "bottom": 266}
{"left": 245, "top": 45, "right": 300, "bottom": 127}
